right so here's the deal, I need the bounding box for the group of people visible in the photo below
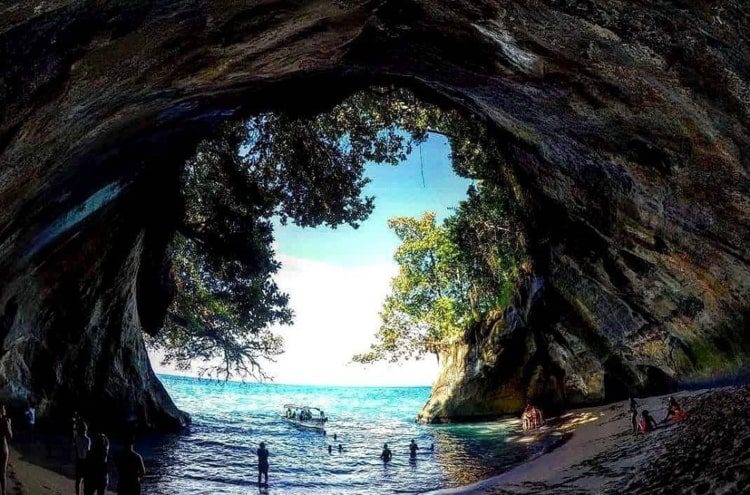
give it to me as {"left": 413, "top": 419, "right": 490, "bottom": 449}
{"left": 255, "top": 438, "right": 434, "bottom": 488}
{"left": 285, "top": 408, "right": 327, "bottom": 423}
{"left": 70, "top": 412, "right": 146, "bottom": 495}
{"left": 629, "top": 396, "right": 688, "bottom": 434}
{"left": 380, "top": 439, "right": 433, "bottom": 463}
{"left": 0, "top": 394, "right": 692, "bottom": 493}
{"left": 521, "top": 402, "right": 545, "bottom": 431}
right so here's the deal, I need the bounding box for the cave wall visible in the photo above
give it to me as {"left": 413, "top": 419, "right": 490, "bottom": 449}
{"left": 1, "top": 0, "right": 748, "bottom": 427}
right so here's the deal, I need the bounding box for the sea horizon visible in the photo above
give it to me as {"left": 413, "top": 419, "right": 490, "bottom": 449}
{"left": 156, "top": 372, "right": 435, "bottom": 390}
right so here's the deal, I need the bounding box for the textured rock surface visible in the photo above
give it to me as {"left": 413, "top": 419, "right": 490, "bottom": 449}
{"left": 1, "top": 0, "right": 748, "bottom": 428}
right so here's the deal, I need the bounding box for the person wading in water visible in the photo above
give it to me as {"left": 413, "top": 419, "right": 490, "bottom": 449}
{"left": 257, "top": 442, "right": 269, "bottom": 487}
{"left": 380, "top": 443, "right": 392, "bottom": 463}
{"left": 409, "top": 439, "right": 419, "bottom": 460}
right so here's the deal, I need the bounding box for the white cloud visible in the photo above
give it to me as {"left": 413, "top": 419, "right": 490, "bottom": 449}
{"left": 150, "top": 254, "right": 438, "bottom": 387}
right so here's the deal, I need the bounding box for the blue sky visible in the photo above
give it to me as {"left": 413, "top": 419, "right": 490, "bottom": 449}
{"left": 272, "top": 133, "right": 473, "bottom": 266}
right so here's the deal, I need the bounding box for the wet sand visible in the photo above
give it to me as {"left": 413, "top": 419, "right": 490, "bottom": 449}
{"left": 6, "top": 440, "right": 115, "bottom": 495}
{"left": 7, "top": 446, "right": 93, "bottom": 495}
{"left": 426, "top": 385, "right": 750, "bottom": 494}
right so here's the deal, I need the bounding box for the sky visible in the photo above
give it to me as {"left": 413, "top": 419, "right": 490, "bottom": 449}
{"left": 151, "top": 132, "right": 472, "bottom": 386}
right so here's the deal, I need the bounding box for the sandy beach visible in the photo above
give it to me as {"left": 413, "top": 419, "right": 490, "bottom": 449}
{"left": 6, "top": 443, "right": 115, "bottom": 495}
{"left": 427, "top": 385, "right": 750, "bottom": 494}
{"left": 6, "top": 385, "right": 749, "bottom": 494}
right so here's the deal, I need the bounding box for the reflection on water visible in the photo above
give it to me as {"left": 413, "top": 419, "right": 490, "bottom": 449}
{"left": 141, "top": 375, "right": 555, "bottom": 494}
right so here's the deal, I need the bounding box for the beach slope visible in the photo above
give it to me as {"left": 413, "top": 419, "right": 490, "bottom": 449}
{"left": 426, "top": 386, "right": 750, "bottom": 494}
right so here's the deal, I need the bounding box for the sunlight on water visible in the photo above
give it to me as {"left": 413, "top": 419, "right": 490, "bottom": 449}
{"left": 142, "top": 375, "right": 547, "bottom": 494}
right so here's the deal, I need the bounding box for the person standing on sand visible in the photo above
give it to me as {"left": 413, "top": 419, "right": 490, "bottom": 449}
{"left": 0, "top": 405, "right": 12, "bottom": 495}
{"left": 638, "top": 410, "right": 658, "bottom": 433}
{"left": 522, "top": 403, "right": 532, "bottom": 430}
{"left": 629, "top": 397, "right": 639, "bottom": 434}
{"left": 85, "top": 433, "right": 110, "bottom": 495}
{"left": 74, "top": 421, "right": 91, "bottom": 495}
{"left": 533, "top": 405, "right": 545, "bottom": 427}
{"left": 662, "top": 396, "right": 688, "bottom": 423}
{"left": 257, "top": 442, "right": 269, "bottom": 487}
{"left": 116, "top": 435, "right": 146, "bottom": 495}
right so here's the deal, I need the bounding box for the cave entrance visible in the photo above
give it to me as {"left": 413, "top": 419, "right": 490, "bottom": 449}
{"left": 145, "top": 86, "right": 527, "bottom": 386}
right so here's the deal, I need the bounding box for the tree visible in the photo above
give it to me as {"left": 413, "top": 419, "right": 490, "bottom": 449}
{"left": 446, "top": 182, "right": 524, "bottom": 312}
{"left": 352, "top": 213, "right": 471, "bottom": 364}
{"left": 149, "top": 88, "right": 445, "bottom": 379}
{"left": 353, "top": 183, "right": 525, "bottom": 365}
{"left": 147, "top": 86, "right": 509, "bottom": 378}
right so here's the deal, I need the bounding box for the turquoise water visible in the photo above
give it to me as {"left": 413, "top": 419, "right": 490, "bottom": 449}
{"left": 141, "top": 375, "right": 544, "bottom": 494}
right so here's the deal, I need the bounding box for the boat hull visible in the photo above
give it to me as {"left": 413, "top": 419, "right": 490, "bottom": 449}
{"left": 283, "top": 417, "right": 326, "bottom": 432}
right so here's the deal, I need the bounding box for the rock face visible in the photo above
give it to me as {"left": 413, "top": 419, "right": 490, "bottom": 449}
{"left": 1, "top": 1, "right": 748, "bottom": 428}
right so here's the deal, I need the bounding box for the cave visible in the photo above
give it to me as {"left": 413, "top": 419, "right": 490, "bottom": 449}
{"left": 1, "top": 1, "right": 748, "bottom": 432}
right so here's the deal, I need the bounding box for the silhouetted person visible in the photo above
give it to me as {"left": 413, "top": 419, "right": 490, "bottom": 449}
{"left": 380, "top": 443, "right": 392, "bottom": 463}
{"left": 409, "top": 439, "right": 419, "bottom": 459}
{"left": 629, "top": 397, "right": 639, "bottom": 434}
{"left": 328, "top": 445, "right": 332, "bottom": 454}
{"left": 333, "top": 433, "right": 337, "bottom": 441}
{"left": 430, "top": 443, "right": 434, "bottom": 452}
{"left": 639, "top": 410, "right": 658, "bottom": 433}
{"left": 116, "top": 435, "right": 145, "bottom": 495}
{"left": 84, "top": 433, "right": 109, "bottom": 495}
{"left": 257, "top": 442, "right": 269, "bottom": 487}
{"left": 338, "top": 443, "right": 343, "bottom": 453}
{"left": 0, "top": 405, "right": 12, "bottom": 495}
{"left": 74, "top": 421, "right": 91, "bottom": 495}
{"left": 72, "top": 411, "right": 80, "bottom": 439}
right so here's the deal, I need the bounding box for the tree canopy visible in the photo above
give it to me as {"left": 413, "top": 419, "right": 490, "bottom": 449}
{"left": 147, "top": 86, "right": 520, "bottom": 378}
{"left": 352, "top": 181, "right": 524, "bottom": 365}
{"left": 352, "top": 212, "right": 470, "bottom": 364}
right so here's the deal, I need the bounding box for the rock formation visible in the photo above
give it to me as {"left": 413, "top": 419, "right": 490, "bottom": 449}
{"left": 1, "top": 1, "right": 748, "bottom": 428}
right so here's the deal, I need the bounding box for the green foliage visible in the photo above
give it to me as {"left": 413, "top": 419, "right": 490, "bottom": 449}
{"left": 148, "top": 85, "right": 519, "bottom": 377}
{"left": 354, "top": 182, "right": 524, "bottom": 365}
{"left": 150, "top": 87, "right": 481, "bottom": 379}
{"left": 153, "top": 235, "right": 288, "bottom": 379}
{"left": 446, "top": 182, "right": 524, "bottom": 312}
{"left": 353, "top": 213, "right": 468, "bottom": 364}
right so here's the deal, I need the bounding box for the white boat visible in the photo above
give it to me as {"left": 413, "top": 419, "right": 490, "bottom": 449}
{"left": 283, "top": 404, "right": 328, "bottom": 433}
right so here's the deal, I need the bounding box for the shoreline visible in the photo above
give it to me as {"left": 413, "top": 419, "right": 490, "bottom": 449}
{"left": 7, "top": 385, "right": 748, "bottom": 494}
{"left": 424, "top": 385, "right": 750, "bottom": 494}
{"left": 7, "top": 445, "right": 116, "bottom": 495}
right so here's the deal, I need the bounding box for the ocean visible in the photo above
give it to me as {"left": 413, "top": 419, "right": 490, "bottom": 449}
{"left": 140, "top": 374, "right": 547, "bottom": 494}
